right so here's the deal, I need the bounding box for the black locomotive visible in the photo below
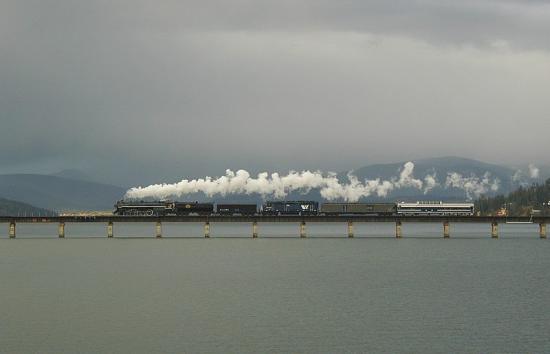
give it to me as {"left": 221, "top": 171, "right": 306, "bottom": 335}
{"left": 114, "top": 200, "right": 214, "bottom": 216}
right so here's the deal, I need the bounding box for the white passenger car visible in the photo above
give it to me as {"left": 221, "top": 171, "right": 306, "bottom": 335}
{"left": 396, "top": 201, "right": 474, "bottom": 216}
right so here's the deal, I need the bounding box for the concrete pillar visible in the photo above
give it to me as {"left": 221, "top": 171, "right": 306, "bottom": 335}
{"left": 204, "top": 221, "right": 210, "bottom": 238}
{"left": 58, "top": 222, "right": 65, "bottom": 238}
{"left": 252, "top": 221, "right": 258, "bottom": 238}
{"left": 155, "top": 221, "right": 162, "bottom": 238}
{"left": 347, "top": 221, "right": 354, "bottom": 238}
{"left": 300, "top": 221, "right": 306, "bottom": 238}
{"left": 491, "top": 222, "right": 498, "bottom": 239}
{"left": 395, "top": 221, "right": 402, "bottom": 238}
{"left": 443, "top": 221, "right": 450, "bottom": 238}
{"left": 9, "top": 221, "right": 16, "bottom": 239}
{"left": 540, "top": 223, "right": 547, "bottom": 239}
{"left": 107, "top": 221, "right": 114, "bottom": 238}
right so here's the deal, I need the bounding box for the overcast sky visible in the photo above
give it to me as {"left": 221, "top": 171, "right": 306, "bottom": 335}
{"left": 1, "top": 0, "right": 549, "bottom": 185}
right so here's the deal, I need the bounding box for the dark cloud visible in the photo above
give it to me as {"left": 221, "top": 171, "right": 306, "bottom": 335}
{"left": 1, "top": 1, "right": 549, "bottom": 185}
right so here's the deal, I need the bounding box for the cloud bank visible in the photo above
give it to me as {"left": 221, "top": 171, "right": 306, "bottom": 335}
{"left": 1, "top": 1, "right": 550, "bottom": 184}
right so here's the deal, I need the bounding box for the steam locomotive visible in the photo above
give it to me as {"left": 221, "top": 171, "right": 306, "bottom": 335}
{"left": 114, "top": 200, "right": 474, "bottom": 216}
{"left": 113, "top": 200, "right": 213, "bottom": 216}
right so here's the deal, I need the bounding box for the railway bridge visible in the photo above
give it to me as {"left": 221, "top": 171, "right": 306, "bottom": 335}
{"left": 1, "top": 215, "right": 549, "bottom": 239}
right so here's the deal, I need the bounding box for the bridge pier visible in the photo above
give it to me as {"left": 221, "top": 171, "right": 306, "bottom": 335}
{"left": 491, "top": 222, "right": 498, "bottom": 239}
{"left": 252, "top": 221, "right": 258, "bottom": 238}
{"left": 9, "top": 221, "right": 16, "bottom": 238}
{"left": 107, "top": 221, "right": 114, "bottom": 238}
{"left": 155, "top": 221, "right": 162, "bottom": 238}
{"left": 204, "top": 222, "right": 210, "bottom": 238}
{"left": 540, "top": 223, "right": 547, "bottom": 239}
{"left": 58, "top": 222, "right": 65, "bottom": 238}
{"left": 300, "top": 221, "right": 306, "bottom": 238}
{"left": 395, "top": 221, "right": 402, "bottom": 238}
{"left": 443, "top": 221, "right": 450, "bottom": 238}
{"left": 347, "top": 221, "right": 354, "bottom": 238}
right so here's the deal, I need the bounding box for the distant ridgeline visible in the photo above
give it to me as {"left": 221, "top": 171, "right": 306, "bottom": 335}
{"left": 0, "top": 197, "right": 57, "bottom": 217}
{"left": 475, "top": 178, "right": 550, "bottom": 216}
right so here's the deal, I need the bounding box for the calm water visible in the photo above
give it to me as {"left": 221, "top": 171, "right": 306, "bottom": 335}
{"left": 1, "top": 223, "right": 549, "bottom": 353}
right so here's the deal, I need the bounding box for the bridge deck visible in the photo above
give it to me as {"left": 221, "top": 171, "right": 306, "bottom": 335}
{"left": 1, "top": 215, "right": 549, "bottom": 223}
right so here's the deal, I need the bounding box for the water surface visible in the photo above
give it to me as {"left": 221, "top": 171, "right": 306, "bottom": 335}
{"left": 1, "top": 224, "right": 548, "bottom": 353}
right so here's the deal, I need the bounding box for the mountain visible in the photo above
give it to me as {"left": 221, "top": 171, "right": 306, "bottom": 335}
{"left": 1, "top": 157, "right": 544, "bottom": 209}
{"left": 0, "top": 174, "right": 126, "bottom": 211}
{"left": 164, "top": 157, "right": 523, "bottom": 204}
{"left": 0, "top": 197, "right": 57, "bottom": 216}
{"left": 347, "top": 156, "right": 518, "bottom": 201}
{"left": 52, "top": 169, "right": 95, "bottom": 182}
{"left": 270, "top": 156, "right": 538, "bottom": 202}
{"left": 352, "top": 156, "right": 514, "bottom": 180}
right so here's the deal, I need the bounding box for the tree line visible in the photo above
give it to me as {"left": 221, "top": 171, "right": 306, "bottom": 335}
{"left": 475, "top": 178, "right": 550, "bottom": 216}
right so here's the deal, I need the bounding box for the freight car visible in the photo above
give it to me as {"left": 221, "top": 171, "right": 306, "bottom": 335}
{"left": 321, "top": 203, "right": 396, "bottom": 215}
{"left": 261, "top": 201, "right": 319, "bottom": 215}
{"left": 174, "top": 202, "right": 214, "bottom": 215}
{"left": 216, "top": 204, "right": 257, "bottom": 215}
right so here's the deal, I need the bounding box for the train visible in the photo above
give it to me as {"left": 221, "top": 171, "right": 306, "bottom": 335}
{"left": 114, "top": 200, "right": 475, "bottom": 216}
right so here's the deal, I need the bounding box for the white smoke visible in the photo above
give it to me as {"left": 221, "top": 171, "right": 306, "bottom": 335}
{"left": 511, "top": 163, "right": 540, "bottom": 186}
{"left": 125, "top": 166, "right": 420, "bottom": 202}
{"left": 512, "top": 169, "right": 523, "bottom": 183}
{"left": 125, "top": 162, "right": 501, "bottom": 201}
{"left": 528, "top": 163, "right": 540, "bottom": 179}
{"left": 445, "top": 172, "right": 500, "bottom": 200}
{"left": 423, "top": 174, "right": 438, "bottom": 194}
{"left": 395, "top": 161, "right": 423, "bottom": 189}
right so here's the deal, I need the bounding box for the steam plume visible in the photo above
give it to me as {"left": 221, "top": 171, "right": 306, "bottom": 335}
{"left": 125, "top": 161, "right": 501, "bottom": 201}
{"left": 512, "top": 163, "right": 540, "bottom": 186}
{"left": 423, "top": 174, "right": 438, "bottom": 194}
{"left": 528, "top": 164, "right": 540, "bottom": 179}
{"left": 445, "top": 172, "right": 500, "bottom": 199}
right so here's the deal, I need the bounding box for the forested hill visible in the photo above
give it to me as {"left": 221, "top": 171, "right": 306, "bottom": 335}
{"left": 0, "top": 198, "right": 57, "bottom": 216}
{"left": 0, "top": 174, "right": 126, "bottom": 211}
{"left": 475, "top": 178, "right": 550, "bottom": 216}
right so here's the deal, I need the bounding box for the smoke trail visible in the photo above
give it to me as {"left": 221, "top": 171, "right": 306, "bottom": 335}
{"left": 394, "top": 161, "right": 423, "bottom": 189}
{"left": 528, "top": 163, "right": 540, "bottom": 179}
{"left": 445, "top": 172, "right": 500, "bottom": 199}
{"left": 512, "top": 169, "right": 523, "bottom": 183}
{"left": 423, "top": 174, "right": 438, "bottom": 194}
{"left": 512, "top": 163, "right": 540, "bottom": 186}
{"left": 125, "top": 162, "right": 429, "bottom": 202}
{"left": 125, "top": 162, "right": 502, "bottom": 201}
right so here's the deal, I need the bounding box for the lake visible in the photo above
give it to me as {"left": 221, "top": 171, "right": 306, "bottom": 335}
{"left": 1, "top": 223, "right": 549, "bottom": 353}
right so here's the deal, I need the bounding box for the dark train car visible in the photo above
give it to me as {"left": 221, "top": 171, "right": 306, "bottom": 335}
{"left": 174, "top": 202, "right": 214, "bottom": 215}
{"left": 113, "top": 200, "right": 176, "bottom": 216}
{"left": 217, "top": 204, "right": 257, "bottom": 215}
{"left": 262, "top": 201, "right": 319, "bottom": 215}
{"left": 321, "top": 203, "right": 396, "bottom": 215}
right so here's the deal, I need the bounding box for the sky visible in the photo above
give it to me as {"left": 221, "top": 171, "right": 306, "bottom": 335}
{"left": 1, "top": 0, "right": 549, "bottom": 186}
